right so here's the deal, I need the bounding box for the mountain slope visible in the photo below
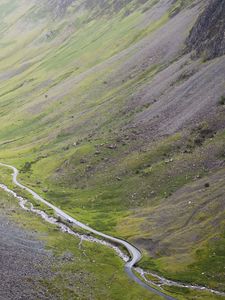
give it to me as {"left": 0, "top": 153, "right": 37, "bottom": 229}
{"left": 0, "top": 0, "right": 225, "bottom": 299}
{"left": 187, "top": 0, "right": 225, "bottom": 60}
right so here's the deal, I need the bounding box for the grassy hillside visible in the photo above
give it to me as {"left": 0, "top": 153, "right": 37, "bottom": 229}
{"left": 0, "top": 0, "right": 225, "bottom": 299}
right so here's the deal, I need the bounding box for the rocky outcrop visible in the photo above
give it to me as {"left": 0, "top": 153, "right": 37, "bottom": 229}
{"left": 187, "top": 0, "right": 225, "bottom": 60}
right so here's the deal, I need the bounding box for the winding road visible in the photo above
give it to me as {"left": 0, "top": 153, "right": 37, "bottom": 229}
{"left": 0, "top": 163, "right": 175, "bottom": 300}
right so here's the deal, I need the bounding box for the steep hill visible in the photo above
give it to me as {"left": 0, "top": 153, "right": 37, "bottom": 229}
{"left": 0, "top": 0, "right": 225, "bottom": 299}
{"left": 187, "top": 0, "right": 225, "bottom": 60}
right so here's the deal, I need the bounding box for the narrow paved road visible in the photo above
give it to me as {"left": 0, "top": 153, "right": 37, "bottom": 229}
{"left": 0, "top": 163, "right": 175, "bottom": 300}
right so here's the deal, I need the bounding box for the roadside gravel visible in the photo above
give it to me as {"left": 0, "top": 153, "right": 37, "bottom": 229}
{"left": 0, "top": 204, "right": 53, "bottom": 300}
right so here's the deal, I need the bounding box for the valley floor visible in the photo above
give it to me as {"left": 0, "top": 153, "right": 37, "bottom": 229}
{"left": 0, "top": 187, "right": 163, "bottom": 300}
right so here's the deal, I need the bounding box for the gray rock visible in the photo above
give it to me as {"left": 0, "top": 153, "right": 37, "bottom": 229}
{"left": 187, "top": 0, "right": 225, "bottom": 60}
